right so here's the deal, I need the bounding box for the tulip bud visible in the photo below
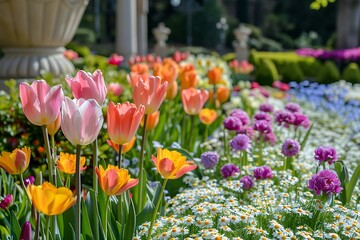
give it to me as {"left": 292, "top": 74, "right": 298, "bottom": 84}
{"left": 0, "top": 194, "right": 13, "bottom": 210}
{"left": 47, "top": 114, "right": 61, "bottom": 136}
{"left": 20, "top": 221, "right": 32, "bottom": 240}
{"left": 24, "top": 176, "right": 35, "bottom": 187}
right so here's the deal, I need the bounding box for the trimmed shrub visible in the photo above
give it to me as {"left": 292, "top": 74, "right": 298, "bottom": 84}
{"left": 254, "top": 59, "right": 279, "bottom": 86}
{"left": 342, "top": 63, "right": 360, "bottom": 84}
{"left": 317, "top": 61, "right": 340, "bottom": 84}
{"left": 298, "top": 58, "right": 322, "bottom": 78}
{"left": 281, "top": 62, "right": 305, "bottom": 83}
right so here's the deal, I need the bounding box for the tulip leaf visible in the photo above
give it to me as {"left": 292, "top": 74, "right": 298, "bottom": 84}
{"left": 81, "top": 200, "right": 94, "bottom": 239}
{"left": 153, "top": 108, "right": 167, "bottom": 140}
{"left": 300, "top": 123, "right": 314, "bottom": 149}
{"left": 334, "top": 161, "right": 349, "bottom": 205}
{"left": 132, "top": 170, "right": 148, "bottom": 214}
{"left": 0, "top": 225, "right": 10, "bottom": 239}
{"left": 57, "top": 213, "right": 64, "bottom": 238}
{"left": 61, "top": 206, "right": 75, "bottom": 239}
{"left": 89, "top": 190, "right": 106, "bottom": 239}
{"left": 10, "top": 211, "right": 21, "bottom": 240}
{"left": 123, "top": 198, "right": 136, "bottom": 240}
{"left": 346, "top": 162, "right": 360, "bottom": 204}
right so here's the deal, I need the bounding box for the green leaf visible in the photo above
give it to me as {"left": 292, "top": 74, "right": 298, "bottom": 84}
{"left": 10, "top": 211, "right": 21, "bottom": 240}
{"left": 0, "top": 225, "right": 10, "bottom": 237}
{"left": 132, "top": 170, "right": 148, "bottom": 214}
{"left": 81, "top": 200, "right": 94, "bottom": 239}
{"left": 334, "top": 161, "right": 348, "bottom": 205}
{"left": 123, "top": 198, "right": 136, "bottom": 240}
{"left": 300, "top": 123, "right": 314, "bottom": 150}
{"left": 346, "top": 163, "right": 360, "bottom": 204}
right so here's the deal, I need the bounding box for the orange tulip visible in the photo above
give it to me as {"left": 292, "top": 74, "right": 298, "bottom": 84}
{"left": 166, "top": 81, "right": 178, "bottom": 100}
{"left": 181, "top": 87, "right": 209, "bottom": 115}
{"left": 107, "top": 102, "right": 145, "bottom": 145}
{"left": 130, "top": 63, "right": 149, "bottom": 76}
{"left": 107, "top": 136, "right": 136, "bottom": 154}
{"left": 27, "top": 182, "right": 75, "bottom": 216}
{"left": 0, "top": 147, "right": 31, "bottom": 174}
{"left": 153, "top": 58, "right": 178, "bottom": 86}
{"left": 141, "top": 111, "right": 160, "bottom": 131}
{"left": 132, "top": 76, "right": 168, "bottom": 114}
{"left": 57, "top": 152, "right": 87, "bottom": 174}
{"left": 151, "top": 148, "right": 197, "bottom": 179}
{"left": 207, "top": 67, "right": 223, "bottom": 85}
{"left": 199, "top": 108, "right": 218, "bottom": 125}
{"left": 180, "top": 70, "right": 198, "bottom": 90}
{"left": 95, "top": 164, "right": 139, "bottom": 196}
{"left": 216, "top": 86, "right": 231, "bottom": 104}
{"left": 47, "top": 113, "right": 61, "bottom": 136}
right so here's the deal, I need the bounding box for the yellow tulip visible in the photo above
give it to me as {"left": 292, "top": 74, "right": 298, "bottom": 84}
{"left": 27, "top": 182, "right": 75, "bottom": 216}
{"left": 57, "top": 152, "right": 87, "bottom": 174}
{"left": 95, "top": 165, "right": 139, "bottom": 196}
{"left": 0, "top": 147, "right": 31, "bottom": 174}
{"left": 199, "top": 108, "right": 218, "bottom": 125}
{"left": 151, "top": 148, "right": 197, "bottom": 179}
{"left": 107, "top": 136, "right": 136, "bottom": 154}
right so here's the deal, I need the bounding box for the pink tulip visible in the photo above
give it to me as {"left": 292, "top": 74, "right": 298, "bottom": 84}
{"left": 107, "top": 83, "right": 123, "bottom": 96}
{"left": 19, "top": 80, "right": 64, "bottom": 126}
{"left": 65, "top": 69, "right": 107, "bottom": 106}
{"left": 132, "top": 76, "right": 168, "bottom": 114}
{"left": 19, "top": 221, "right": 32, "bottom": 240}
{"left": 181, "top": 87, "right": 209, "bottom": 115}
{"left": 107, "top": 102, "right": 145, "bottom": 145}
{"left": 108, "top": 53, "right": 124, "bottom": 66}
{"left": 61, "top": 97, "right": 104, "bottom": 145}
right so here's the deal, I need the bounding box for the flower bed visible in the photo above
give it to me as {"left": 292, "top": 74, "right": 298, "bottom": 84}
{"left": 0, "top": 51, "right": 359, "bottom": 240}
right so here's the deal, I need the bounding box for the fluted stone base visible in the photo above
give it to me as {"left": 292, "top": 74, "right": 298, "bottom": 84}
{"left": 0, "top": 47, "right": 74, "bottom": 79}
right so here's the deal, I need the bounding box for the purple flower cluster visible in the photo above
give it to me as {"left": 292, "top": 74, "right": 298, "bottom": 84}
{"left": 275, "top": 108, "right": 310, "bottom": 129}
{"left": 230, "top": 134, "right": 251, "bottom": 151}
{"left": 253, "top": 120, "right": 272, "bottom": 134}
{"left": 292, "top": 112, "right": 311, "bottom": 129}
{"left": 314, "top": 146, "right": 338, "bottom": 165}
{"left": 296, "top": 47, "right": 360, "bottom": 62}
{"left": 237, "top": 126, "right": 254, "bottom": 140}
{"left": 240, "top": 175, "right": 254, "bottom": 190}
{"left": 223, "top": 116, "right": 242, "bottom": 131}
{"left": 281, "top": 139, "right": 301, "bottom": 157}
{"left": 253, "top": 165, "right": 273, "bottom": 180}
{"left": 275, "top": 110, "right": 295, "bottom": 128}
{"left": 0, "top": 194, "right": 13, "bottom": 210}
{"left": 254, "top": 112, "right": 271, "bottom": 122}
{"left": 201, "top": 151, "right": 219, "bottom": 169}
{"left": 221, "top": 164, "right": 239, "bottom": 178}
{"left": 230, "top": 109, "right": 251, "bottom": 125}
{"left": 285, "top": 102, "right": 301, "bottom": 113}
{"left": 259, "top": 103, "right": 274, "bottom": 113}
{"left": 308, "top": 169, "right": 342, "bottom": 196}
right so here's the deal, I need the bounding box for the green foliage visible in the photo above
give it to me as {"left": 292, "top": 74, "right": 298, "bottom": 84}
{"left": 317, "top": 61, "right": 340, "bottom": 84}
{"left": 298, "top": 58, "right": 323, "bottom": 78}
{"left": 342, "top": 63, "right": 360, "bottom": 84}
{"left": 254, "top": 59, "right": 279, "bottom": 86}
{"left": 281, "top": 62, "right": 305, "bottom": 83}
{"left": 310, "top": 0, "right": 336, "bottom": 10}
{"left": 66, "top": 42, "right": 91, "bottom": 57}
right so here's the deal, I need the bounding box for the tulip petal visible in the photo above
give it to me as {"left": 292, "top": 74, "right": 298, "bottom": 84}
{"left": 174, "top": 163, "right": 197, "bottom": 179}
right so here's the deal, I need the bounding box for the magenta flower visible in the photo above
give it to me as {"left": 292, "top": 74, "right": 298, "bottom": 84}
{"left": 253, "top": 166, "right": 273, "bottom": 180}
{"left": 308, "top": 169, "right": 342, "bottom": 196}
{"left": 221, "top": 164, "right": 239, "bottom": 178}
{"left": 240, "top": 175, "right": 254, "bottom": 190}
{"left": 281, "top": 139, "right": 300, "bottom": 157}
{"left": 254, "top": 112, "right": 271, "bottom": 122}
{"left": 223, "top": 116, "right": 242, "bottom": 131}
{"left": 291, "top": 112, "right": 310, "bottom": 129}
{"left": 230, "top": 109, "right": 251, "bottom": 125}
{"left": 24, "top": 176, "right": 35, "bottom": 187}
{"left": 259, "top": 103, "right": 274, "bottom": 113}
{"left": 66, "top": 69, "right": 107, "bottom": 106}
{"left": 61, "top": 97, "right": 104, "bottom": 146}
{"left": 285, "top": 102, "right": 301, "bottom": 113}
{"left": 237, "top": 126, "right": 254, "bottom": 140}
{"left": 275, "top": 110, "right": 295, "bottom": 128}
{"left": 108, "top": 53, "right": 124, "bottom": 66}
{"left": 20, "top": 221, "right": 32, "bottom": 240}
{"left": 253, "top": 120, "right": 272, "bottom": 134}
{"left": 230, "top": 134, "right": 251, "bottom": 151}
{"left": 314, "top": 146, "right": 338, "bottom": 165}
{"left": 0, "top": 194, "right": 13, "bottom": 210}
{"left": 261, "top": 132, "right": 277, "bottom": 146}
{"left": 19, "top": 80, "right": 64, "bottom": 126}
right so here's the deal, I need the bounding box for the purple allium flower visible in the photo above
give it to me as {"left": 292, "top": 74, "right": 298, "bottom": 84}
{"left": 221, "top": 164, "right": 239, "bottom": 178}
{"left": 24, "top": 176, "right": 35, "bottom": 187}
{"left": 259, "top": 132, "right": 277, "bottom": 146}
{"left": 20, "top": 221, "right": 32, "bottom": 240}
{"left": 237, "top": 126, "right": 254, "bottom": 140}
{"left": 285, "top": 102, "right": 302, "bottom": 113}
{"left": 308, "top": 169, "right": 342, "bottom": 196}
{"left": 0, "top": 194, "right": 13, "bottom": 210}
{"left": 230, "top": 134, "right": 251, "bottom": 151}
{"left": 291, "top": 112, "right": 310, "bottom": 129}
{"left": 223, "top": 116, "right": 242, "bottom": 131}
{"left": 253, "top": 166, "right": 273, "bottom": 180}
{"left": 254, "top": 112, "right": 271, "bottom": 122}
{"left": 253, "top": 120, "right": 272, "bottom": 134}
{"left": 314, "top": 146, "right": 338, "bottom": 165}
{"left": 275, "top": 110, "right": 295, "bottom": 128}
{"left": 281, "top": 139, "right": 300, "bottom": 157}
{"left": 201, "top": 151, "right": 219, "bottom": 169}
{"left": 259, "top": 103, "right": 274, "bottom": 113}
{"left": 230, "top": 109, "right": 251, "bottom": 125}
{"left": 240, "top": 175, "right": 254, "bottom": 190}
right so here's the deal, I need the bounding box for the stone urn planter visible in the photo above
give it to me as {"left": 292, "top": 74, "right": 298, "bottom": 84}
{"left": 0, "top": 0, "right": 89, "bottom": 79}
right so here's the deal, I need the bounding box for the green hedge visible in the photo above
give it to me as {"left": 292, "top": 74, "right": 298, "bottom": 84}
{"left": 254, "top": 59, "right": 279, "bottom": 86}
{"left": 342, "top": 63, "right": 360, "bottom": 84}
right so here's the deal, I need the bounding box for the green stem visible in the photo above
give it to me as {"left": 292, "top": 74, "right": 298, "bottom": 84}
{"left": 103, "top": 197, "right": 110, "bottom": 239}
{"left": 118, "top": 144, "right": 123, "bottom": 168}
{"left": 35, "top": 212, "right": 40, "bottom": 240}
{"left": 147, "top": 179, "right": 168, "bottom": 240}
{"left": 92, "top": 139, "right": 99, "bottom": 240}
{"left": 137, "top": 114, "right": 148, "bottom": 214}
{"left": 223, "top": 127, "right": 230, "bottom": 163}
{"left": 42, "top": 126, "right": 55, "bottom": 185}
{"left": 46, "top": 215, "right": 50, "bottom": 240}
{"left": 181, "top": 113, "right": 186, "bottom": 147}
{"left": 204, "top": 125, "right": 209, "bottom": 143}
{"left": 188, "top": 115, "right": 195, "bottom": 151}
{"left": 75, "top": 145, "right": 82, "bottom": 240}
